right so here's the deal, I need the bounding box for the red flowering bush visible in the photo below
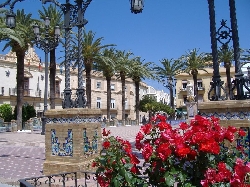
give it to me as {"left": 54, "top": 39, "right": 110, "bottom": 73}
{"left": 92, "top": 128, "right": 147, "bottom": 187}
{"left": 93, "top": 115, "right": 250, "bottom": 187}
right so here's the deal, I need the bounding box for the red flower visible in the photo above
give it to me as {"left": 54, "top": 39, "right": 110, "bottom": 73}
{"left": 130, "top": 164, "right": 140, "bottom": 174}
{"left": 102, "top": 128, "right": 111, "bottom": 136}
{"left": 92, "top": 161, "right": 98, "bottom": 167}
{"left": 157, "top": 121, "right": 171, "bottom": 131}
{"left": 199, "top": 140, "right": 220, "bottom": 154}
{"left": 128, "top": 153, "right": 140, "bottom": 165}
{"left": 187, "top": 149, "right": 197, "bottom": 160}
{"left": 176, "top": 146, "right": 191, "bottom": 158}
{"left": 102, "top": 141, "right": 110, "bottom": 149}
{"left": 141, "top": 124, "right": 152, "bottom": 134}
{"left": 179, "top": 122, "right": 189, "bottom": 130}
{"left": 136, "top": 131, "right": 144, "bottom": 141}
{"left": 97, "top": 176, "right": 110, "bottom": 187}
{"left": 122, "top": 140, "right": 132, "bottom": 154}
{"left": 157, "top": 142, "right": 172, "bottom": 161}
{"left": 142, "top": 143, "right": 153, "bottom": 161}
{"left": 239, "top": 129, "right": 246, "bottom": 137}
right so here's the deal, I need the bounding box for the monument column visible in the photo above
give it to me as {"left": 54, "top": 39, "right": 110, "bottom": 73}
{"left": 186, "top": 80, "right": 198, "bottom": 120}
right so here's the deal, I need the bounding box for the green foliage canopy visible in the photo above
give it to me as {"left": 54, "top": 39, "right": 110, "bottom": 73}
{"left": 139, "top": 95, "right": 174, "bottom": 116}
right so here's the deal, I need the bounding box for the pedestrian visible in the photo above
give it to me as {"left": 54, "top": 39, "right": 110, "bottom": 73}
{"left": 142, "top": 115, "right": 147, "bottom": 125}
{"left": 103, "top": 116, "right": 106, "bottom": 123}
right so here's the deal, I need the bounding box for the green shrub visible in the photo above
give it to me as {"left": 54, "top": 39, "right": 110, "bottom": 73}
{"left": 0, "top": 104, "right": 13, "bottom": 122}
{"left": 13, "top": 104, "right": 36, "bottom": 123}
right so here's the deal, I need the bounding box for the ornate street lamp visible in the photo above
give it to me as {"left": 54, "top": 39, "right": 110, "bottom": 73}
{"left": 33, "top": 17, "right": 60, "bottom": 135}
{"left": 207, "top": 0, "right": 225, "bottom": 101}
{"left": 130, "top": 0, "right": 144, "bottom": 14}
{"left": 42, "top": 0, "right": 91, "bottom": 108}
{"left": 5, "top": 9, "right": 16, "bottom": 28}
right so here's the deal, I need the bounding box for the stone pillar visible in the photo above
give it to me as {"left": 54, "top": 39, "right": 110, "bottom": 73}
{"left": 186, "top": 102, "right": 198, "bottom": 118}
{"left": 43, "top": 108, "right": 102, "bottom": 176}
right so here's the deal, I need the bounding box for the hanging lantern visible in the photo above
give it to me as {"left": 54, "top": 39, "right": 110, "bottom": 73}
{"left": 130, "top": 0, "right": 144, "bottom": 14}
{"left": 6, "top": 10, "right": 16, "bottom": 29}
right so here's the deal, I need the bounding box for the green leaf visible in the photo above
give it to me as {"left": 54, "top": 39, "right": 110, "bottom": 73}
{"left": 112, "top": 178, "right": 120, "bottom": 187}
{"left": 164, "top": 172, "right": 175, "bottom": 186}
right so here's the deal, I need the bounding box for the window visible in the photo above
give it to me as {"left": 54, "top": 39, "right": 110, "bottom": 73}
{"left": 197, "top": 80, "right": 203, "bottom": 90}
{"left": 111, "top": 98, "right": 115, "bottom": 109}
{"left": 198, "top": 95, "right": 203, "bottom": 102}
{"left": 96, "top": 82, "right": 101, "bottom": 89}
{"left": 24, "top": 78, "right": 30, "bottom": 96}
{"left": 83, "top": 80, "right": 86, "bottom": 87}
{"left": 1, "top": 87, "right": 4, "bottom": 95}
{"left": 111, "top": 84, "right": 115, "bottom": 91}
{"left": 182, "top": 80, "right": 187, "bottom": 90}
{"left": 97, "top": 97, "right": 101, "bottom": 108}
{"left": 125, "top": 98, "right": 128, "bottom": 109}
{"left": 55, "top": 81, "right": 60, "bottom": 98}
{"left": 183, "top": 95, "right": 187, "bottom": 104}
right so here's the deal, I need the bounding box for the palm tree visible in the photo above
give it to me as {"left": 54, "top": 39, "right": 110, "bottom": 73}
{"left": 218, "top": 46, "right": 234, "bottom": 99}
{"left": 1, "top": 9, "right": 37, "bottom": 130}
{"left": 128, "top": 57, "right": 155, "bottom": 124}
{"left": 154, "top": 58, "right": 183, "bottom": 109}
{"left": 181, "top": 48, "right": 208, "bottom": 102}
{"left": 94, "top": 47, "right": 116, "bottom": 122}
{"left": 115, "top": 50, "right": 133, "bottom": 123}
{"left": 81, "top": 30, "right": 114, "bottom": 108}
{"left": 38, "top": 5, "right": 63, "bottom": 109}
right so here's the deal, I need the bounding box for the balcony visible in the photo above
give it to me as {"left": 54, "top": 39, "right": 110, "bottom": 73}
{"left": 23, "top": 89, "right": 31, "bottom": 96}
{"left": 9, "top": 88, "right": 17, "bottom": 96}
{"left": 35, "top": 90, "right": 42, "bottom": 97}
{"left": 180, "top": 101, "right": 186, "bottom": 107}
{"left": 198, "top": 86, "right": 205, "bottom": 91}
{"left": 179, "top": 87, "right": 187, "bottom": 92}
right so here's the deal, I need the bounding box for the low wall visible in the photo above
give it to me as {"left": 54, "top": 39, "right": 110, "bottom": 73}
{"left": 43, "top": 108, "right": 102, "bottom": 177}
{"left": 198, "top": 100, "right": 250, "bottom": 160}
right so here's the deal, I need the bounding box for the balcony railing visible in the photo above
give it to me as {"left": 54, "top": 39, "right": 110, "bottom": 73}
{"left": 35, "top": 90, "right": 41, "bottom": 97}
{"left": 179, "top": 87, "right": 187, "bottom": 91}
{"left": 23, "top": 89, "right": 31, "bottom": 96}
{"left": 9, "top": 88, "right": 17, "bottom": 96}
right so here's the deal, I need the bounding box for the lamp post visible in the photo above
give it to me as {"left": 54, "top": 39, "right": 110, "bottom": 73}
{"left": 206, "top": 0, "right": 226, "bottom": 101}
{"left": 33, "top": 17, "right": 60, "bottom": 135}
{"left": 42, "top": 0, "right": 91, "bottom": 108}
{"left": 229, "top": 0, "right": 244, "bottom": 100}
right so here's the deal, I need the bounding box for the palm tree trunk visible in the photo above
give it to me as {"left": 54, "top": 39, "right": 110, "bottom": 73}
{"left": 85, "top": 64, "right": 92, "bottom": 108}
{"left": 135, "top": 81, "right": 140, "bottom": 125}
{"left": 49, "top": 49, "right": 56, "bottom": 109}
{"left": 121, "top": 72, "right": 126, "bottom": 124}
{"left": 169, "top": 84, "right": 174, "bottom": 109}
{"left": 106, "top": 76, "right": 111, "bottom": 122}
{"left": 16, "top": 51, "right": 25, "bottom": 130}
{"left": 193, "top": 73, "right": 198, "bottom": 102}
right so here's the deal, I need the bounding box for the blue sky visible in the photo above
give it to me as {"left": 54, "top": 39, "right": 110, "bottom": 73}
{"left": 1, "top": 0, "right": 250, "bottom": 93}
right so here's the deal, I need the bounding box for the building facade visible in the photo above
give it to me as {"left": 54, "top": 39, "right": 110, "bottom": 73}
{"left": 0, "top": 47, "right": 170, "bottom": 122}
{"left": 175, "top": 65, "right": 235, "bottom": 115}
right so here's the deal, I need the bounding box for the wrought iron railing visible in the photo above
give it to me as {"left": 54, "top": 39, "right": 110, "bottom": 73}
{"left": 19, "top": 171, "right": 99, "bottom": 187}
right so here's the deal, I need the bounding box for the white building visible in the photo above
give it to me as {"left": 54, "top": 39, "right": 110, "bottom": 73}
{"left": 0, "top": 47, "right": 170, "bottom": 122}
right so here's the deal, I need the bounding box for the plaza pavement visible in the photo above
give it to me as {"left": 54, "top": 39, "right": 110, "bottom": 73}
{"left": 0, "top": 125, "right": 142, "bottom": 186}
